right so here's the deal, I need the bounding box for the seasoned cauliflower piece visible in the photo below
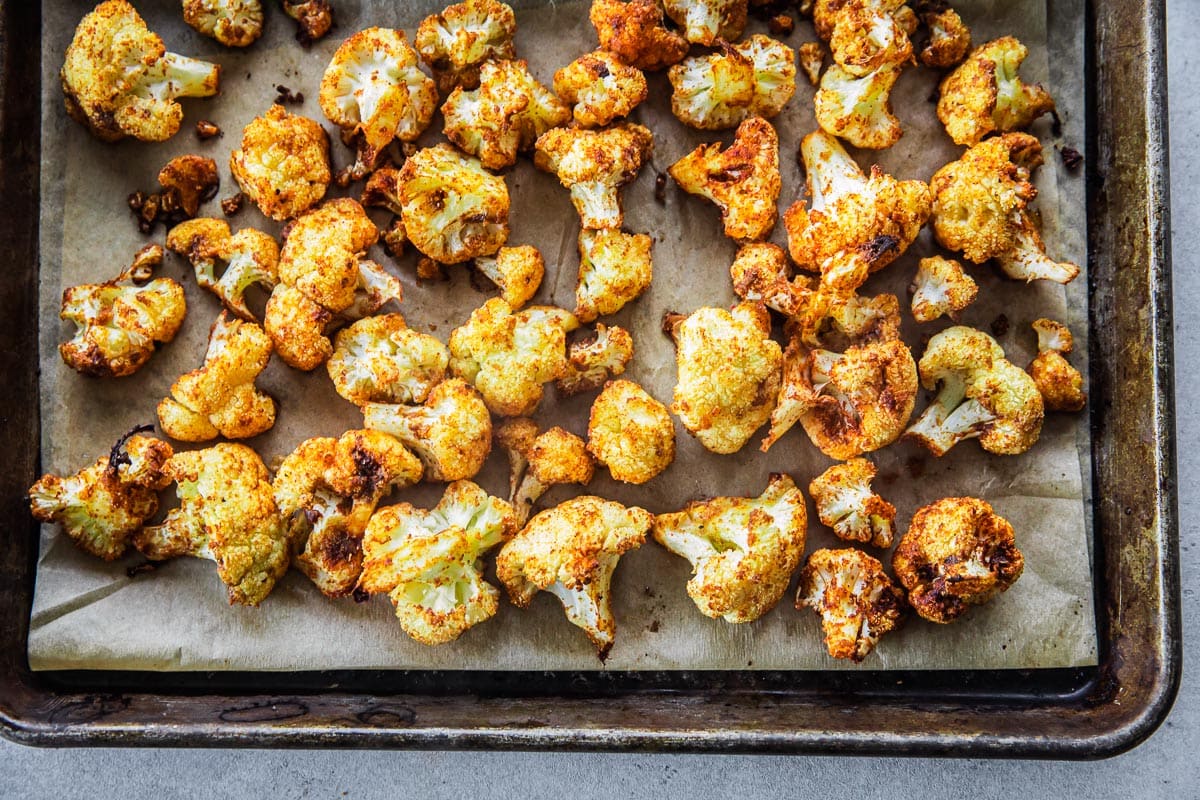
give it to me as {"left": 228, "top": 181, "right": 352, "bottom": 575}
{"left": 669, "top": 116, "right": 781, "bottom": 243}
{"left": 892, "top": 497, "right": 1023, "bottom": 623}
{"left": 280, "top": 0, "right": 333, "bottom": 43}
{"left": 589, "top": 0, "right": 689, "bottom": 72}
{"left": 263, "top": 285, "right": 336, "bottom": 372}
{"left": 230, "top": 105, "right": 331, "bottom": 221}
{"left": 62, "top": 1, "right": 220, "bottom": 142}
{"left": 808, "top": 458, "right": 895, "bottom": 548}
{"left": 663, "top": 0, "right": 748, "bottom": 45}
{"left": 534, "top": 124, "right": 654, "bottom": 230}
{"left": 587, "top": 379, "right": 675, "bottom": 484}
{"left": 910, "top": 255, "right": 977, "bottom": 323}
{"left": 361, "top": 378, "right": 493, "bottom": 482}
{"left": 398, "top": 144, "right": 511, "bottom": 264}
{"left": 669, "top": 35, "right": 797, "bottom": 130}
{"left": 914, "top": 2, "right": 970, "bottom": 68}
{"left": 729, "top": 242, "right": 813, "bottom": 319}
{"left": 496, "top": 420, "right": 595, "bottom": 524}
{"left": 449, "top": 298, "right": 580, "bottom": 417}
{"left": 327, "top": 314, "right": 450, "bottom": 406}
{"left": 167, "top": 218, "right": 279, "bottom": 320}
{"left": 798, "top": 41, "right": 825, "bottom": 86}
{"left": 654, "top": 473, "right": 807, "bottom": 623}
{"left": 667, "top": 302, "right": 783, "bottom": 455}
{"left": 813, "top": 63, "right": 904, "bottom": 150}
{"left": 554, "top": 50, "right": 648, "bottom": 128}
{"left": 904, "top": 325, "right": 1044, "bottom": 456}
{"left": 825, "top": 0, "right": 912, "bottom": 77}
{"left": 497, "top": 496, "right": 652, "bottom": 657}
{"left": 1029, "top": 318, "right": 1086, "bottom": 412}
{"left": 183, "top": 0, "right": 263, "bottom": 48}
{"left": 29, "top": 429, "right": 173, "bottom": 561}
{"left": 575, "top": 228, "right": 654, "bottom": 323}
{"left": 359, "top": 480, "right": 518, "bottom": 644}
{"left": 556, "top": 323, "right": 634, "bottom": 395}
{"left": 59, "top": 244, "right": 186, "bottom": 378}
{"left": 415, "top": 0, "right": 517, "bottom": 94}
{"left": 797, "top": 548, "right": 905, "bottom": 662}
{"left": 937, "top": 37, "right": 1055, "bottom": 147}
{"left": 475, "top": 245, "right": 545, "bottom": 310}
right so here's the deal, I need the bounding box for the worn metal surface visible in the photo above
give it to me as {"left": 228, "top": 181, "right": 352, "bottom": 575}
{"left": 0, "top": 0, "right": 1179, "bottom": 756}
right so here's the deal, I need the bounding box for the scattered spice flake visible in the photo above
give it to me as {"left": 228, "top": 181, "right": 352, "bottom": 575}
{"left": 275, "top": 84, "right": 305, "bottom": 105}
{"left": 221, "top": 192, "right": 247, "bottom": 217}
{"left": 195, "top": 120, "right": 222, "bottom": 140}
{"left": 1060, "top": 145, "right": 1083, "bottom": 171}
{"left": 990, "top": 313, "right": 1010, "bottom": 338}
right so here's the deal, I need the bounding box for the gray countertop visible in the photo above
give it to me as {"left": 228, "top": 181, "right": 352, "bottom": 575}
{"left": 4, "top": 2, "right": 1195, "bottom": 796}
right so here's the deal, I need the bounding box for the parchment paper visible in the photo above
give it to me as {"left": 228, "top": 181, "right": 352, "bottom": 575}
{"left": 30, "top": 0, "right": 1096, "bottom": 671}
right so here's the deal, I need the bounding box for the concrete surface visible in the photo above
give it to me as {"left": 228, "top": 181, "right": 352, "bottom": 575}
{"left": 3, "top": 3, "right": 1196, "bottom": 797}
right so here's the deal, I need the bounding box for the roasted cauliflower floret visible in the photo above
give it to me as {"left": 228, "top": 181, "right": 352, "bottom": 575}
{"left": 653, "top": 473, "right": 807, "bottom": 623}
{"left": 667, "top": 302, "right": 783, "bottom": 455}
{"left": 1029, "top": 318, "right": 1086, "bottom": 412}
{"left": 281, "top": 0, "right": 333, "bottom": 43}
{"left": 910, "top": 255, "right": 977, "bottom": 323}
{"left": 29, "top": 429, "right": 173, "bottom": 561}
{"left": 534, "top": 124, "right": 654, "bottom": 230}
{"left": 575, "top": 228, "right": 654, "bottom": 323}
{"left": 475, "top": 245, "right": 545, "bottom": 310}
{"left": 230, "top": 105, "right": 331, "bottom": 221}
{"left": 557, "top": 323, "right": 635, "bottom": 395}
{"left": 669, "top": 116, "right": 781, "bottom": 243}
{"left": 167, "top": 218, "right": 279, "bottom": 320}
{"left": 809, "top": 458, "right": 895, "bottom": 548}
{"left": 669, "top": 35, "right": 797, "bottom": 130}
{"left": 587, "top": 379, "right": 674, "bottom": 484}
{"left": 937, "top": 37, "right": 1055, "bottom": 147}
{"left": 358, "top": 480, "right": 518, "bottom": 644}
{"left": 59, "top": 244, "right": 186, "bottom": 378}
{"left": 931, "top": 133, "right": 1080, "bottom": 284}
{"left": 183, "top": 0, "right": 264, "bottom": 48}
{"left": 814, "top": 62, "right": 905, "bottom": 150}
{"left": 496, "top": 496, "right": 652, "bottom": 657}
{"left": 326, "top": 314, "right": 449, "bottom": 406}
{"left": 663, "top": 0, "right": 747, "bottom": 45}
{"left": 729, "top": 242, "right": 813, "bottom": 319}
{"left": 798, "top": 41, "right": 825, "bottom": 86}
{"left": 496, "top": 420, "right": 595, "bottom": 524}
{"left": 361, "top": 378, "right": 493, "bottom": 482}
{"left": 414, "top": 0, "right": 517, "bottom": 94}
{"left": 904, "top": 325, "right": 1044, "bottom": 456}
{"left": 892, "top": 496, "right": 1024, "bottom": 623}
{"left": 589, "top": 0, "right": 689, "bottom": 72}
{"left": 797, "top": 548, "right": 905, "bottom": 662}
{"left": 449, "top": 298, "right": 580, "bottom": 417}
{"left": 62, "top": 0, "right": 220, "bottom": 142}
{"left": 554, "top": 50, "right": 648, "bottom": 129}
{"left": 914, "top": 2, "right": 970, "bottom": 68}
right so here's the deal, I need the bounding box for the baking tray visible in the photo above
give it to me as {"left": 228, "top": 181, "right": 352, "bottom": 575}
{"left": 0, "top": 0, "right": 1178, "bottom": 756}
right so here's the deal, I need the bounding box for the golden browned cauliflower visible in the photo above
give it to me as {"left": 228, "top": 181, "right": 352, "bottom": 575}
{"left": 663, "top": 0, "right": 747, "bottom": 45}
{"left": 913, "top": 1, "right": 970, "bottom": 68}
{"left": 230, "top": 105, "right": 331, "bottom": 221}
{"left": 157, "top": 313, "right": 276, "bottom": 442}
{"left": 1029, "top": 318, "right": 1086, "bottom": 412}
{"left": 556, "top": 323, "right": 635, "bottom": 395}
{"left": 669, "top": 36, "right": 797, "bottom": 130}
{"left": 280, "top": 0, "right": 333, "bottom": 43}
{"left": 414, "top": 0, "right": 517, "bottom": 94}
{"left": 808, "top": 457, "right": 895, "bottom": 548}
{"left": 587, "top": 379, "right": 675, "bottom": 484}
{"left": 496, "top": 420, "right": 595, "bottom": 524}
{"left": 274, "top": 430, "right": 422, "bottom": 597}
{"left": 798, "top": 41, "right": 825, "bottom": 86}
{"left": 931, "top": 133, "right": 1081, "bottom": 284}
{"left": 183, "top": 0, "right": 263, "bottom": 47}
{"left": 937, "top": 37, "right": 1055, "bottom": 147}
{"left": 361, "top": 378, "right": 493, "bottom": 482}
{"left": 496, "top": 496, "right": 653, "bottom": 657}
{"left": 910, "top": 255, "right": 977, "bottom": 323}
{"left": 326, "top": 314, "right": 450, "bottom": 406}
{"left": 133, "top": 443, "right": 288, "bottom": 606}
{"left": 667, "top": 302, "right": 783, "bottom": 455}
{"left": 554, "top": 50, "right": 648, "bottom": 129}
{"left": 534, "top": 124, "right": 654, "bottom": 230}
{"left": 653, "top": 473, "right": 807, "bottom": 623}
{"left": 729, "top": 242, "right": 813, "bottom": 319}
{"left": 29, "top": 428, "right": 173, "bottom": 561}
{"left": 904, "top": 325, "right": 1044, "bottom": 456}
{"left": 62, "top": 0, "right": 220, "bottom": 142}
{"left": 796, "top": 548, "right": 905, "bottom": 662}
{"left": 575, "top": 228, "right": 654, "bottom": 323}
{"left": 167, "top": 218, "right": 279, "bottom": 321}
{"left": 58, "top": 244, "right": 186, "bottom": 378}
{"left": 589, "top": 0, "right": 689, "bottom": 72}
{"left": 358, "top": 480, "right": 518, "bottom": 644}
{"left": 475, "top": 245, "right": 545, "bottom": 310}
{"left": 448, "top": 298, "right": 580, "bottom": 416}
{"left": 892, "top": 497, "right": 1024, "bottom": 623}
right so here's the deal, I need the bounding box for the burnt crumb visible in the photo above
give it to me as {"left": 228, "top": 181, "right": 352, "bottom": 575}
{"left": 648, "top": 620, "right": 660, "bottom": 633}
{"left": 221, "top": 193, "right": 247, "bottom": 217}
{"left": 126, "top": 561, "right": 159, "bottom": 578}
{"left": 905, "top": 456, "right": 926, "bottom": 479}
{"left": 352, "top": 587, "right": 371, "bottom": 603}
{"left": 990, "top": 313, "right": 1010, "bottom": 338}
{"left": 275, "top": 84, "right": 305, "bottom": 105}
{"left": 1060, "top": 145, "right": 1083, "bottom": 171}
{"left": 654, "top": 172, "right": 668, "bottom": 203}
{"left": 128, "top": 190, "right": 160, "bottom": 234}
{"left": 195, "top": 120, "right": 222, "bottom": 140}
{"left": 768, "top": 13, "right": 795, "bottom": 36}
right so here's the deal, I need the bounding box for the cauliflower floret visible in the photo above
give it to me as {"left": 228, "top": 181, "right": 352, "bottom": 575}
{"left": 729, "top": 242, "right": 813, "bottom": 319}
{"left": 58, "top": 244, "right": 186, "bottom": 378}
{"left": 230, "top": 105, "right": 331, "bottom": 222}
{"left": 1029, "top": 318, "right": 1086, "bottom": 412}
{"left": 914, "top": 2, "right": 970, "bottom": 68}
{"left": 556, "top": 323, "right": 635, "bottom": 395}
{"left": 61, "top": 1, "right": 220, "bottom": 142}
{"left": 575, "top": 228, "right": 654, "bottom": 323}
{"left": 892, "top": 496, "right": 1024, "bottom": 623}
{"left": 554, "top": 50, "right": 648, "bottom": 129}
{"left": 361, "top": 378, "right": 493, "bottom": 482}
{"left": 449, "top": 298, "right": 580, "bottom": 417}
{"left": 262, "top": 285, "right": 336, "bottom": 372}
{"left": 280, "top": 0, "right": 333, "bottom": 43}
{"left": 910, "top": 255, "right": 977, "bottom": 323}
{"left": 669, "top": 35, "right": 797, "bottom": 130}
{"left": 589, "top": 0, "right": 689, "bottom": 72}
{"left": 398, "top": 144, "right": 511, "bottom": 264}
{"left": 358, "top": 480, "right": 518, "bottom": 644}
{"left": 167, "top": 218, "right": 279, "bottom": 321}
{"left": 496, "top": 420, "right": 595, "bottom": 524}
{"left": 653, "top": 473, "right": 807, "bottom": 623}
{"left": 133, "top": 443, "right": 288, "bottom": 605}
{"left": 326, "top": 314, "right": 449, "bottom": 406}
{"left": 814, "top": 63, "right": 905, "bottom": 150}
{"left": 669, "top": 116, "right": 781, "bottom": 243}
{"left": 826, "top": 0, "right": 913, "bottom": 77}
{"left": 414, "top": 0, "right": 517, "bottom": 94}
{"left": 496, "top": 496, "right": 652, "bottom": 657}
{"left": 183, "top": 0, "right": 264, "bottom": 48}
{"left": 663, "top": 0, "right": 748, "bottom": 45}
{"left": 798, "top": 41, "right": 825, "bottom": 86}
{"left": 587, "top": 379, "right": 675, "bottom": 484}
{"left": 808, "top": 458, "right": 895, "bottom": 548}
{"left": 937, "top": 37, "right": 1055, "bottom": 147}
{"left": 904, "top": 325, "right": 1044, "bottom": 456}
{"left": 797, "top": 548, "right": 905, "bottom": 661}
{"left": 931, "top": 133, "right": 1080, "bottom": 284}
{"left": 274, "top": 430, "right": 422, "bottom": 597}
{"left": 474, "top": 245, "right": 545, "bottom": 310}
{"left": 534, "top": 124, "right": 654, "bottom": 230}
{"left": 28, "top": 429, "right": 173, "bottom": 561}
{"left": 157, "top": 313, "right": 276, "bottom": 442}
{"left": 667, "top": 302, "right": 783, "bottom": 455}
